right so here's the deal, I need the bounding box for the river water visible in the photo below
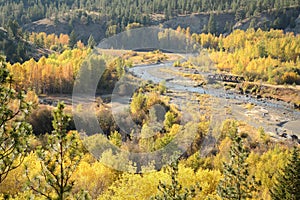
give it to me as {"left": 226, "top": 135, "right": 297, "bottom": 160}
{"left": 129, "top": 62, "right": 300, "bottom": 139}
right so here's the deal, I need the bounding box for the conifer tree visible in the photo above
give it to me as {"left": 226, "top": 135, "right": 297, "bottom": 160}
{"left": 151, "top": 159, "right": 197, "bottom": 200}
{"left": 87, "top": 34, "right": 96, "bottom": 49}
{"left": 68, "top": 30, "right": 77, "bottom": 49}
{"left": 26, "top": 103, "right": 83, "bottom": 199}
{"left": 207, "top": 13, "right": 217, "bottom": 34}
{"left": 217, "top": 131, "right": 257, "bottom": 200}
{"left": 270, "top": 146, "right": 300, "bottom": 200}
{"left": 0, "top": 56, "right": 32, "bottom": 184}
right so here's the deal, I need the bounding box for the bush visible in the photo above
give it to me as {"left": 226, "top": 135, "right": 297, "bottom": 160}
{"left": 282, "top": 71, "right": 300, "bottom": 85}
{"left": 28, "top": 106, "right": 53, "bottom": 135}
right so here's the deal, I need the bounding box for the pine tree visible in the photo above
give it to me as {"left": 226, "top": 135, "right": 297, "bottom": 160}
{"left": 270, "top": 147, "right": 300, "bottom": 200}
{"left": 6, "top": 19, "right": 21, "bottom": 39}
{"left": 54, "top": 13, "right": 59, "bottom": 25}
{"left": 207, "top": 13, "right": 217, "bottom": 34}
{"left": 87, "top": 34, "right": 96, "bottom": 49}
{"left": 217, "top": 131, "right": 257, "bottom": 200}
{"left": 0, "top": 56, "right": 32, "bottom": 184}
{"left": 26, "top": 103, "right": 83, "bottom": 199}
{"left": 235, "top": 8, "right": 246, "bottom": 21}
{"left": 249, "top": 19, "right": 256, "bottom": 29}
{"left": 68, "top": 30, "right": 77, "bottom": 49}
{"left": 151, "top": 159, "right": 198, "bottom": 200}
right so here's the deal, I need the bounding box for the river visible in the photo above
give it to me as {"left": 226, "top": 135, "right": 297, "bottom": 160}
{"left": 128, "top": 62, "right": 300, "bottom": 141}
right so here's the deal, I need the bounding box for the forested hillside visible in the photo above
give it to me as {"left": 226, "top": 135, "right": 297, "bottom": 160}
{"left": 0, "top": 0, "right": 299, "bottom": 62}
{"left": 0, "top": 0, "right": 299, "bottom": 42}
{"left": 1, "top": 0, "right": 299, "bottom": 26}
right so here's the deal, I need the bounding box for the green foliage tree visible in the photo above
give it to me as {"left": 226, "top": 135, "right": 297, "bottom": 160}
{"left": 87, "top": 34, "right": 96, "bottom": 49}
{"left": 207, "top": 13, "right": 217, "bottom": 34}
{"left": 109, "top": 131, "right": 122, "bottom": 147}
{"left": 270, "top": 146, "right": 300, "bottom": 200}
{"left": 235, "top": 8, "right": 246, "bottom": 21}
{"left": 217, "top": 130, "right": 257, "bottom": 200}
{"left": 151, "top": 159, "right": 197, "bottom": 200}
{"left": 26, "top": 103, "right": 83, "bottom": 199}
{"left": 0, "top": 57, "right": 32, "bottom": 183}
{"left": 164, "top": 111, "right": 176, "bottom": 130}
{"left": 68, "top": 30, "right": 77, "bottom": 49}
{"left": 106, "top": 25, "right": 118, "bottom": 37}
{"left": 130, "top": 92, "right": 146, "bottom": 116}
{"left": 6, "top": 19, "right": 21, "bottom": 39}
{"left": 114, "top": 57, "right": 125, "bottom": 79}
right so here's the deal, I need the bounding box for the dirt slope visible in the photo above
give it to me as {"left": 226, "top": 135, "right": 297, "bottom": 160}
{"left": 23, "top": 18, "right": 106, "bottom": 44}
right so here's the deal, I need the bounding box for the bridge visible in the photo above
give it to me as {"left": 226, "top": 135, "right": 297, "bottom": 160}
{"left": 207, "top": 74, "right": 245, "bottom": 83}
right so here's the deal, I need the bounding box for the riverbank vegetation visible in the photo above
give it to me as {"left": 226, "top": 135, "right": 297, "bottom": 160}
{"left": 177, "top": 28, "right": 300, "bottom": 85}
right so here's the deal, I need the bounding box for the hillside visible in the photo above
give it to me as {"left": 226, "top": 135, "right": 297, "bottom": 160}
{"left": 23, "top": 16, "right": 107, "bottom": 44}
{"left": 164, "top": 7, "right": 300, "bottom": 35}
{"left": 0, "top": 0, "right": 299, "bottom": 45}
{"left": 3, "top": 2, "right": 298, "bottom": 64}
{"left": 22, "top": 6, "right": 300, "bottom": 45}
{"left": 0, "top": 27, "right": 51, "bottom": 63}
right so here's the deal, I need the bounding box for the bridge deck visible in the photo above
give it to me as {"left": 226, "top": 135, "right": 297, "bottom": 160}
{"left": 207, "top": 74, "right": 245, "bottom": 83}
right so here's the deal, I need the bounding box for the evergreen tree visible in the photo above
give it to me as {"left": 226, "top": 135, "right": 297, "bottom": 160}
{"left": 26, "top": 103, "right": 83, "bottom": 199}
{"left": 224, "top": 21, "right": 232, "bottom": 33}
{"left": 0, "top": 56, "right": 32, "bottom": 183}
{"left": 151, "top": 159, "right": 198, "bottom": 200}
{"left": 16, "top": 42, "right": 26, "bottom": 62}
{"left": 270, "top": 147, "right": 300, "bottom": 200}
{"left": 207, "top": 13, "right": 217, "bottom": 34}
{"left": 68, "top": 30, "right": 77, "bottom": 49}
{"left": 87, "top": 34, "right": 96, "bottom": 49}
{"left": 249, "top": 19, "right": 256, "bottom": 29}
{"left": 54, "top": 13, "right": 59, "bottom": 25}
{"left": 235, "top": 8, "right": 246, "bottom": 21}
{"left": 217, "top": 130, "right": 257, "bottom": 200}
{"left": 6, "top": 19, "right": 21, "bottom": 39}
